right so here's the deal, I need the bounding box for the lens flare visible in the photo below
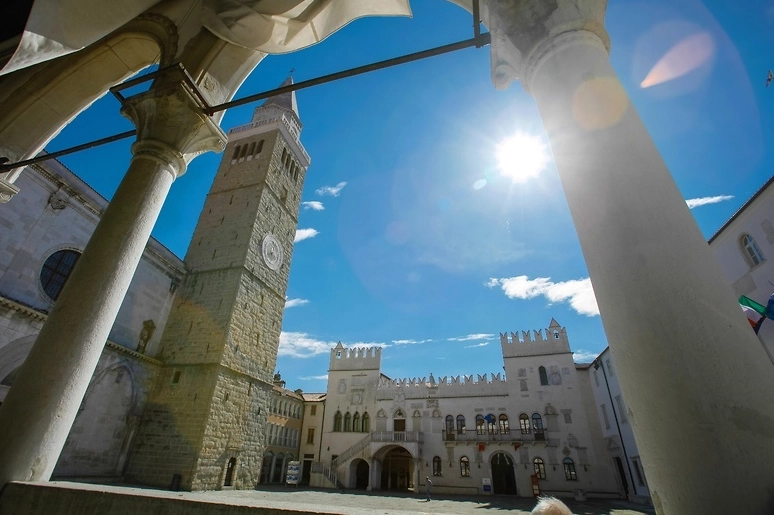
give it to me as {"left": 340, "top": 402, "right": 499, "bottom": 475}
{"left": 473, "top": 178, "right": 487, "bottom": 190}
{"left": 641, "top": 32, "right": 715, "bottom": 88}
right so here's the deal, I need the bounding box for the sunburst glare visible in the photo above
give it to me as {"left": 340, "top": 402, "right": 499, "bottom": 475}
{"left": 495, "top": 132, "right": 550, "bottom": 183}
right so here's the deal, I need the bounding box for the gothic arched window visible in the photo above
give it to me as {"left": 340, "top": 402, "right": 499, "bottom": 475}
{"left": 532, "top": 413, "right": 545, "bottom": 440}
{"left": 344, "top": 412, "right": 352, "bottom": 432}
{"left": 533, "top": 457, "right": 546, "bottom": 479}
{"left": 741, "top": 234, "right": 765, "bottom": 267}
{"left": 475, "top": 415, "right": 485, "bottom": 435}
{"left": 519, "top": 413, "right": 530, "bottom": 434}
{"left": 499, "top": 414, "right": 510, "bottom": 434}
{"left": 333, "top": 411, "right": 342, "bottom": 432}
{"left": 460, "top": 456, "right": 471, "bottom": 477}
{"left": 352, "top": 412, "right": 361, "bottom": 432}
{"left": 456, "top": 415, "right": 466, "bottom": 434}
{"left": 445, "top": 415, "right": 454, "bottom": 436}
{"left": 564, "top": 457, "right": 577, "bottom": 480}
{"left": 539, "top": 366, "right": 549, "bottom": 386}
{"left": 432, "top": 456, "right": 442, "bottom": 476}
{"left": 486, "top": 414, "right": 496, "bottom": 434}
{"left": 362, "top": 412, "right": 370, "bottom": 432}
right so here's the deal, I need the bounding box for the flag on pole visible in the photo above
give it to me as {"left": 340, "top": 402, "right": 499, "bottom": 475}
{"left": 740, "top": 295, "right": 767, "bottom": 333}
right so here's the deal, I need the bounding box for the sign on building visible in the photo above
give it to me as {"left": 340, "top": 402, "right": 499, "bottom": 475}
{"left": 286, "top": 460, "right": 300, "bottom": 486}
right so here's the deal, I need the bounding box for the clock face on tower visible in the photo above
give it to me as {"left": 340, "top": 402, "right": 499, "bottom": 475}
{"left": 261, "top": 233, "right": 283, "bottom": 271}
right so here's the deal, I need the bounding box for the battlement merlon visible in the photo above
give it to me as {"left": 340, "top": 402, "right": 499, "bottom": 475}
{"left": 500, "top": 318, "right": 572, "bottom": 358}
{"left": 329, "top": 342, "right": 382, "bottom": 371}
{"left": 378, "top": 372, "right": 506, "bottom": 389}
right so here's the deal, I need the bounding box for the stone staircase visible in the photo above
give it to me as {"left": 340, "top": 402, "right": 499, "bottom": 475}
{"left": 330, "top": 433, "right": 371, "bottom": 470}
{"left": 313, "top": 433, "right": 372, "bottom": 489}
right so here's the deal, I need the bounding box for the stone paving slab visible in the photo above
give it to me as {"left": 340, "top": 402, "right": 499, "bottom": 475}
{"left": 0, "top": 482, "right": 656, "bottom": 515}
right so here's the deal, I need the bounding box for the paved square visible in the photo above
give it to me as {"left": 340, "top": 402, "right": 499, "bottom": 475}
{"left": 203, "top": 486, "right": 657, "bottom": 514}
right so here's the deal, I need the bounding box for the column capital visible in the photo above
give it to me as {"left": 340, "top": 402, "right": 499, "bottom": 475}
{"left": 120, "top": 81, "right": 227, "bottom": 178}
{"left": 0, "top": 178, "right": 20, "bottom": 203}
{"left": 481, "top": 0, "right": 610, "bottom": 92}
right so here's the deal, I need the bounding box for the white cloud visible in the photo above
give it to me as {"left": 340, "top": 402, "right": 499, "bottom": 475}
{"left": 315, "top": 181, "right": 347, "bottom": 197}
{"left": 279, "top": 332, "right": 334, "bottom": 358}
{"left": 686, "top": 195, "right": 734, "bottom": 209}
{"left": 285, "top": 298, "right": 309, "bottom": 308}
{"left": 300, "top": 374, "right": 329, "bottom": 381}
{"left": 392, "top": 338, "right": 432, "bottom": 346}
{"left": 279, "top": 332, "right": 387, "bottom": 358}
{"left": 349, "top": 341, "right": 390, "bottom": 348}
{"left": 465, "top": 342, "right": 490, "bottom": 349}
{"left": 572, "top": 349, "right": 599, "bottom": 363}
{"left": 295, "top": 228, "right": 319, "bottom": 242}
{"left": 447, "top": 333, "right": 495, "bottom": 341}
{"left": 302, "top": 201, "right": 325, "bottom": 211}
{"left": 487, "top": 275, "right": 600, "bottom": 317}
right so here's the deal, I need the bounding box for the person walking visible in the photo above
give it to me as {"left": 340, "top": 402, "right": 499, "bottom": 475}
{"left": 425, "top": 476, "right": 432, "bottom": 501}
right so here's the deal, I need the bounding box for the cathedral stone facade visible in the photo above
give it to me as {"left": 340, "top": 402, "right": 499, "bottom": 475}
{"left": 0, "top": 79, "right": 308, "bottom": 491}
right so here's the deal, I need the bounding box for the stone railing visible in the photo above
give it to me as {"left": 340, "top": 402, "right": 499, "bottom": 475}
{"left": 331, "top": 433, "right": 372, "bottom": 469}
{"left": 371, "top": 431, "right": 423, "bottom": 443}
{"left": 311, "top": 461, "right": 337, "bottom": 488}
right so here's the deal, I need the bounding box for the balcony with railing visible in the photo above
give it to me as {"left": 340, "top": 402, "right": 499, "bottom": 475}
{"left": 442, "top": 428, "right": 548, "bottom": 444}
{"left": 370, "top": 431, "right": 423, "bottom": 443}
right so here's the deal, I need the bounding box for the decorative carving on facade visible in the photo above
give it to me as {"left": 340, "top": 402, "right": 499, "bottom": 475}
{"left": 136, "top": 319, "right": 156, "bottom": 354}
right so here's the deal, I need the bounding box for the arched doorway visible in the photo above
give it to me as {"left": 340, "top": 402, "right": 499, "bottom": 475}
{"left": 54, "top": 364, "right": 136, "bottom": 477}
{"left": 351, "top": 459, "right": 369, "bottom": 490}
{"left": 491, "top": 452, "right": 517, "bottom": 495}
{"left": 380, "top": 447, "right": 413, "bottom": 491}
{"left": 260, "top": 452, "right": 273, "bottom": 484}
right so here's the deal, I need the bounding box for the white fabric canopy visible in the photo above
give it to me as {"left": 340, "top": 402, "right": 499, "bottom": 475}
{"left": 1, "top": 0, "right": 411, "bottom": 76}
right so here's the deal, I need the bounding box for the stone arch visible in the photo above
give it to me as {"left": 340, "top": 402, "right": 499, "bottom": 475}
{"left": 490, "top": 451, "right": 517, "bottom": 495}
{"left": 53, "top": 360, "right": 138, "bottom": 477}
{"left": 372, "top": 445, "right": 416, "bottom": 492}
{"left": 0, "top": 334, "right": 38, "bottom": 390}
{"left": 0, "top": 13, "right": 178, "bottom": 170}
{"left": 348, "top": 458, "right": 369, "bottom": 490}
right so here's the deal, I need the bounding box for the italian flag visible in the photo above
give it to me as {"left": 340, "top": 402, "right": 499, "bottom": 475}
{"left": 739, "top": 295, "right": 767, "bottom": 333}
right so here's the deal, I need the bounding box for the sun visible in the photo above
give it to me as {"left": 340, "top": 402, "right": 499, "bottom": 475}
{"left": 495, "top": 132, "right": 550, "bottom": 183}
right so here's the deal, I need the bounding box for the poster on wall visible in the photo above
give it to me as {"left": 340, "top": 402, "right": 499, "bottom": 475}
{"left": 286, "top": 460, "right": 300, "bottom": 486}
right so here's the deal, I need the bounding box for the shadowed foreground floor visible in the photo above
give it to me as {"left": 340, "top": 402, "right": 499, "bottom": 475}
{"left": 0, "top": 482, "right": 656, "bottom": 514}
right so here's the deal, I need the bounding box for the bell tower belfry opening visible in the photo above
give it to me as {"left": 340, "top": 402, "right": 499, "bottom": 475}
{"left": 125, "top": 77, "right": 310, "bottom": 490}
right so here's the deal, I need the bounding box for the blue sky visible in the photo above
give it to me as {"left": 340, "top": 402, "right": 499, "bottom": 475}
{"left": 51, "top": 0, "right": 774, "bottom": 393}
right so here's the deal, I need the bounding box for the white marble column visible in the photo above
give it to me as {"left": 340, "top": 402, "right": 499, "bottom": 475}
{"left": 483, "top": 1, "right": 774, "bottom": 513}
{"left": 0, "top": 80, "right": 225, "bottom": 486}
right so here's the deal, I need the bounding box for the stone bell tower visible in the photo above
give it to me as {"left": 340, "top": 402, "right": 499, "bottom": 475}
{"left": 126, "top": 77, "right": 310, "bottom": 490}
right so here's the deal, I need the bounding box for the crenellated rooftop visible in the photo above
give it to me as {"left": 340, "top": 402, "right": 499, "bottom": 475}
{"left": 500, "top": 318, "right": 572, "bottom": 358}
{"left": 376, "top": 372, "right": 508, "bottom": 400}
{"left": 329, "top": 343, "right": 382, "bottom": 371}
